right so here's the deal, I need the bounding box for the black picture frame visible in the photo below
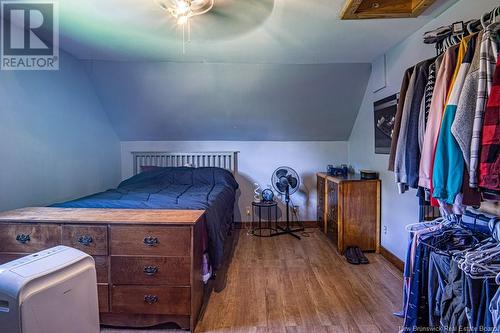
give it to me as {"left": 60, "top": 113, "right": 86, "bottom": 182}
{"left": 373, "top": 93, "right": 399, "bottom": 154}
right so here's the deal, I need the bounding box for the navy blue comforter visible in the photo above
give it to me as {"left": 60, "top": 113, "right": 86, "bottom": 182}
{"left": 52, "top": 167, "right": 239, "bottom": 269}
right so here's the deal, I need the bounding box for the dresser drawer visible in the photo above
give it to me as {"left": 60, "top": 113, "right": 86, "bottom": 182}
{"left": 111, "top": 286, "right": 190, "bottom": 315}
{"left": 98, "top": 284, "right": 110, "bottom": 313}
{"left": 110, "top": 226, "right": 191, "bottom": 256}
{"left": 62, "top": 225, "right": 108, "bottom": 255}
{"left": 111, "top": 256, "right": 190, "bottom": 285}
{"left": 0, "top": 224, "right": 61, "bottom": 253}
{"left": 94, "top": 255, "right": 109, "bottom": 284}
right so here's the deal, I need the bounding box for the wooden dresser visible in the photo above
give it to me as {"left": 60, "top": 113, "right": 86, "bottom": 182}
{"left": 0, "top": 207, "right": 206, "bottom": 331}
{"left": 317, "top": 173, "right": 381, "bottom": 254}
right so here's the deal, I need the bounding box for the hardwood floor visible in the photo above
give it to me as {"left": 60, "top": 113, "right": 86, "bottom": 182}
{"left": 103, "top": 229, "right": 403, "bottom": 333}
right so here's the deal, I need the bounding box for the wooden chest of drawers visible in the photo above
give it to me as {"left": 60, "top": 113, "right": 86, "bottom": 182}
{"left": 0, "top": 207, "right": 206, "bottom": 331}
{"left": 317, "top": 173, "right": 381, "bottom": 254}
{"left": 317, "top": 173, "right": 327, "bottom": 231}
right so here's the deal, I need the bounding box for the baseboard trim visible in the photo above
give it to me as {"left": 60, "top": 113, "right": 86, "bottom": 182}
{"left": 380, "top": 246, "right": 404, "bottom": 272}
{"left": 234, "top": 221, "right": 319, "bottom": 229}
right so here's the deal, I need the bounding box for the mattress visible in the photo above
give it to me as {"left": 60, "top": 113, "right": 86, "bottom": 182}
{"left": 51, "top": 167, "right": 239, "bottom": 269}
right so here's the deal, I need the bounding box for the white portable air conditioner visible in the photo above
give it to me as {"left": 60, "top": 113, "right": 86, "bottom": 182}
{"left": 0, "top": 246, "right": 100, "bottom": 333}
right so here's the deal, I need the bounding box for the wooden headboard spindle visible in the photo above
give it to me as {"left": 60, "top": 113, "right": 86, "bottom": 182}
{"left": 132, "top": 151, "right": 239, "bottom": 175}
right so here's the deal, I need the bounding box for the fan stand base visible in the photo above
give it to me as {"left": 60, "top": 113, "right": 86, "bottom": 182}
{"left": 272, "top": 226, "right": 305, "bottom": 239}
{"left": 271, "top": 192, "right": 303, "bottom": 239}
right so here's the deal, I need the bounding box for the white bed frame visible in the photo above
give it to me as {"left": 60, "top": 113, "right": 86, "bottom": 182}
{"left": 132, "top": 151, "right": 239, "bottom": 175}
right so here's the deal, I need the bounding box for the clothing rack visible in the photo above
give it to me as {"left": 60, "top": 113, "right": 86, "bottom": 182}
{"left": 423, "top": 6, "right": 500, "bottom": 55}
{"left": 402, "top": 212, "right": 500, "bottom": 332}
{"left": 414, "top": 5, "right": 500, "bottom": 222}
{"left": 396, "top": 8, "right": 500, "bottom": 331}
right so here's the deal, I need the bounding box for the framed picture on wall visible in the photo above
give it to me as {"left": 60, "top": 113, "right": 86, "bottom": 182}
{"left": 373, "top": 93, "right": 399, "bottom": 154}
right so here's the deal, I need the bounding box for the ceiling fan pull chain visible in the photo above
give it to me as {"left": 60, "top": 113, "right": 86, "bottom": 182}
{"left": 182, "top": 23, "right": 186, "bottom": 54}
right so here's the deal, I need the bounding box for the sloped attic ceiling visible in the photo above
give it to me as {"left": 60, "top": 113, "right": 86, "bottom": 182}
{"left": 86, "top": 61, "right": 371, "bottom": 141}
{"left": 58, "top": 0, "right": 457, "bottom": 141}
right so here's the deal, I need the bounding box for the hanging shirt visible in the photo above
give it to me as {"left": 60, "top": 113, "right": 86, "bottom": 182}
{"left": 479, "top": 54, "right": 500, "bottom": 192}
{"left": 406, "top": 58, "right": 435, "bottom": 189}
{"left": 418, "top": 56, "right": 443, "bottom": 152}
{"left": 452, "top": 31, "right": 484, "bottom": 171}
{"left": 470, "top": 23, "right": 500, "bottom": 188}
{"left": 433, "top": 35, "right": 477, "bottom": 205}
{"left": 419, "top": 45, "right": 459, "bottom": 190}
{"left": 429, "top": 41, "right": 467, "bottom": 207}
{"left": 395, "top": 68, "right": 418, "bottom": 193}
{"left": 389, "top": 67, "right": 415, "bottom": 172}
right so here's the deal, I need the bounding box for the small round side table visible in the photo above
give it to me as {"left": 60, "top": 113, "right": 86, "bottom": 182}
{"left": 251, "top": 201, "right": 278, "bottom": 237}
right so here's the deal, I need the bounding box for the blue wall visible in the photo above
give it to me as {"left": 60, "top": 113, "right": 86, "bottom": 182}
{"left": 0, "top": 51, "right": 121, "bottom": 211}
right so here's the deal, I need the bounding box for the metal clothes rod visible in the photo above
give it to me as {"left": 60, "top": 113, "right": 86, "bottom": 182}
{"left": 422, "top": 5, "right": 500, "bottom": 55}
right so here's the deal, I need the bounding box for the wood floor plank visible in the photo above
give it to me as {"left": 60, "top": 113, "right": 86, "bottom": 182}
{"left": 103, "top": 229, "right": 402, "bottom": 333}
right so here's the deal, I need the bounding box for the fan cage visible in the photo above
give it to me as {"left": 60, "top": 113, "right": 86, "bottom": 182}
{"left": 271, "top": 167, "right": 300, "bottom": 195}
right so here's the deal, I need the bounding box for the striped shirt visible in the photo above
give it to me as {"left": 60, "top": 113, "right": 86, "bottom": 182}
{"left": 469, "top": 23, "right": 500, "bottom": 188}
{"left": 418, "top": 60, "right": 440, "bottom": 151}
{"left": 424, "top": 62, "right": 438, "bottom": 124}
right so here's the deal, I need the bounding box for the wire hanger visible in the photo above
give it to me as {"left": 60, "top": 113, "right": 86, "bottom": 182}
{"left": 481, "top": 9, "right": 493, "bottom": 29}
{"left": 466, "top": 20, "right": 475, "bottom": 34}
{"left": 468, "top": 262, "right": 500, "bottom": 279}
{"left": 430, "top": 5, "right": 500, "bottom": 56}
{"left": 455, "top": 219, "right": 500, "bottom": 279}
{"left": 405, "top": 217, "right": 444, "bottom": 232}
{"left": 495, "top": 269, "right": 500, "bottom": 285}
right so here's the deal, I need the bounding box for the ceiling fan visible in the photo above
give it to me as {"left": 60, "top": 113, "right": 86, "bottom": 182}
{"left": 156, "top": 0, "right": 214, "bottom": 52}
{"left": 156, "top": 0, "right": 274, "bottom": 51}
{"left": 157, "top": 0, "right": 214, "bottom": 26}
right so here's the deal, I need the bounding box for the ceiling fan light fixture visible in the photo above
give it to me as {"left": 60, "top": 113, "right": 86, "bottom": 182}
{"left": 177, "top": 14, "right": 189, "bottom": 25}
{"left": 157, "top": 0, "right": 214, "bottom": 53}
{"left": 175, "top": 0, "right": 191, "bottom": 14}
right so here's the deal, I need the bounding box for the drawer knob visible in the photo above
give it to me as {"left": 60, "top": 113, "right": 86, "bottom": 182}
{"left": 143, "top": 236, "right": 159, "bottom": 246}
{"left": 144, "top": 295, "right": 158, "bottom": 304}
{"left": 143, "top": 266, "right": 159, "bottom": 276}
{"left": 78, "top": 235, "right": 93, "bottom": 246}
{"left": 16, "top": 234, "right": 30, "bottom": 244}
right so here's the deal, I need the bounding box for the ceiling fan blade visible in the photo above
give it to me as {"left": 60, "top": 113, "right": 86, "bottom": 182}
{"left": 185, "top": 0, "right": 274, "bottom": 40}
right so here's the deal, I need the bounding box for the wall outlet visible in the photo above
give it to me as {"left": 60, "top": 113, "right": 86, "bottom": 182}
{"left": 246, "top": 206, "right": 251, "bottom": 216}
{"left": 293, "top": 205, "right": 300, "bottom": 216}
{"left": 383, "top": 225, "right": 388, "bottom": 235}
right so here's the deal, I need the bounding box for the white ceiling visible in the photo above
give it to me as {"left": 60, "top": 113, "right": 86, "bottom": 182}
{"left": 59, "top": 0, "right": 459, "bottom": 64}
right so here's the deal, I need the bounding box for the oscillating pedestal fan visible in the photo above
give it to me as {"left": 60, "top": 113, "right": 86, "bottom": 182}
{"left": 271, "top": 167, "right": 304, "bottom": 239}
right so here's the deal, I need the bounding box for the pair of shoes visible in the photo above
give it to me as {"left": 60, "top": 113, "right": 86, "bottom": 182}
{"left": 344, "top": 247, "right": 360, "bottom": 265}
{"left": 344, "top": 246, "right": 370, "bottom": 265}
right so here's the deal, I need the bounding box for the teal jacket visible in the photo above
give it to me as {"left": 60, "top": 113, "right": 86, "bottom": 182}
{"left": 433, "top": 35, "right": 477, "bottom": 205}
{"left": 432, "top": 105, "right": 464, "bottom": 204}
